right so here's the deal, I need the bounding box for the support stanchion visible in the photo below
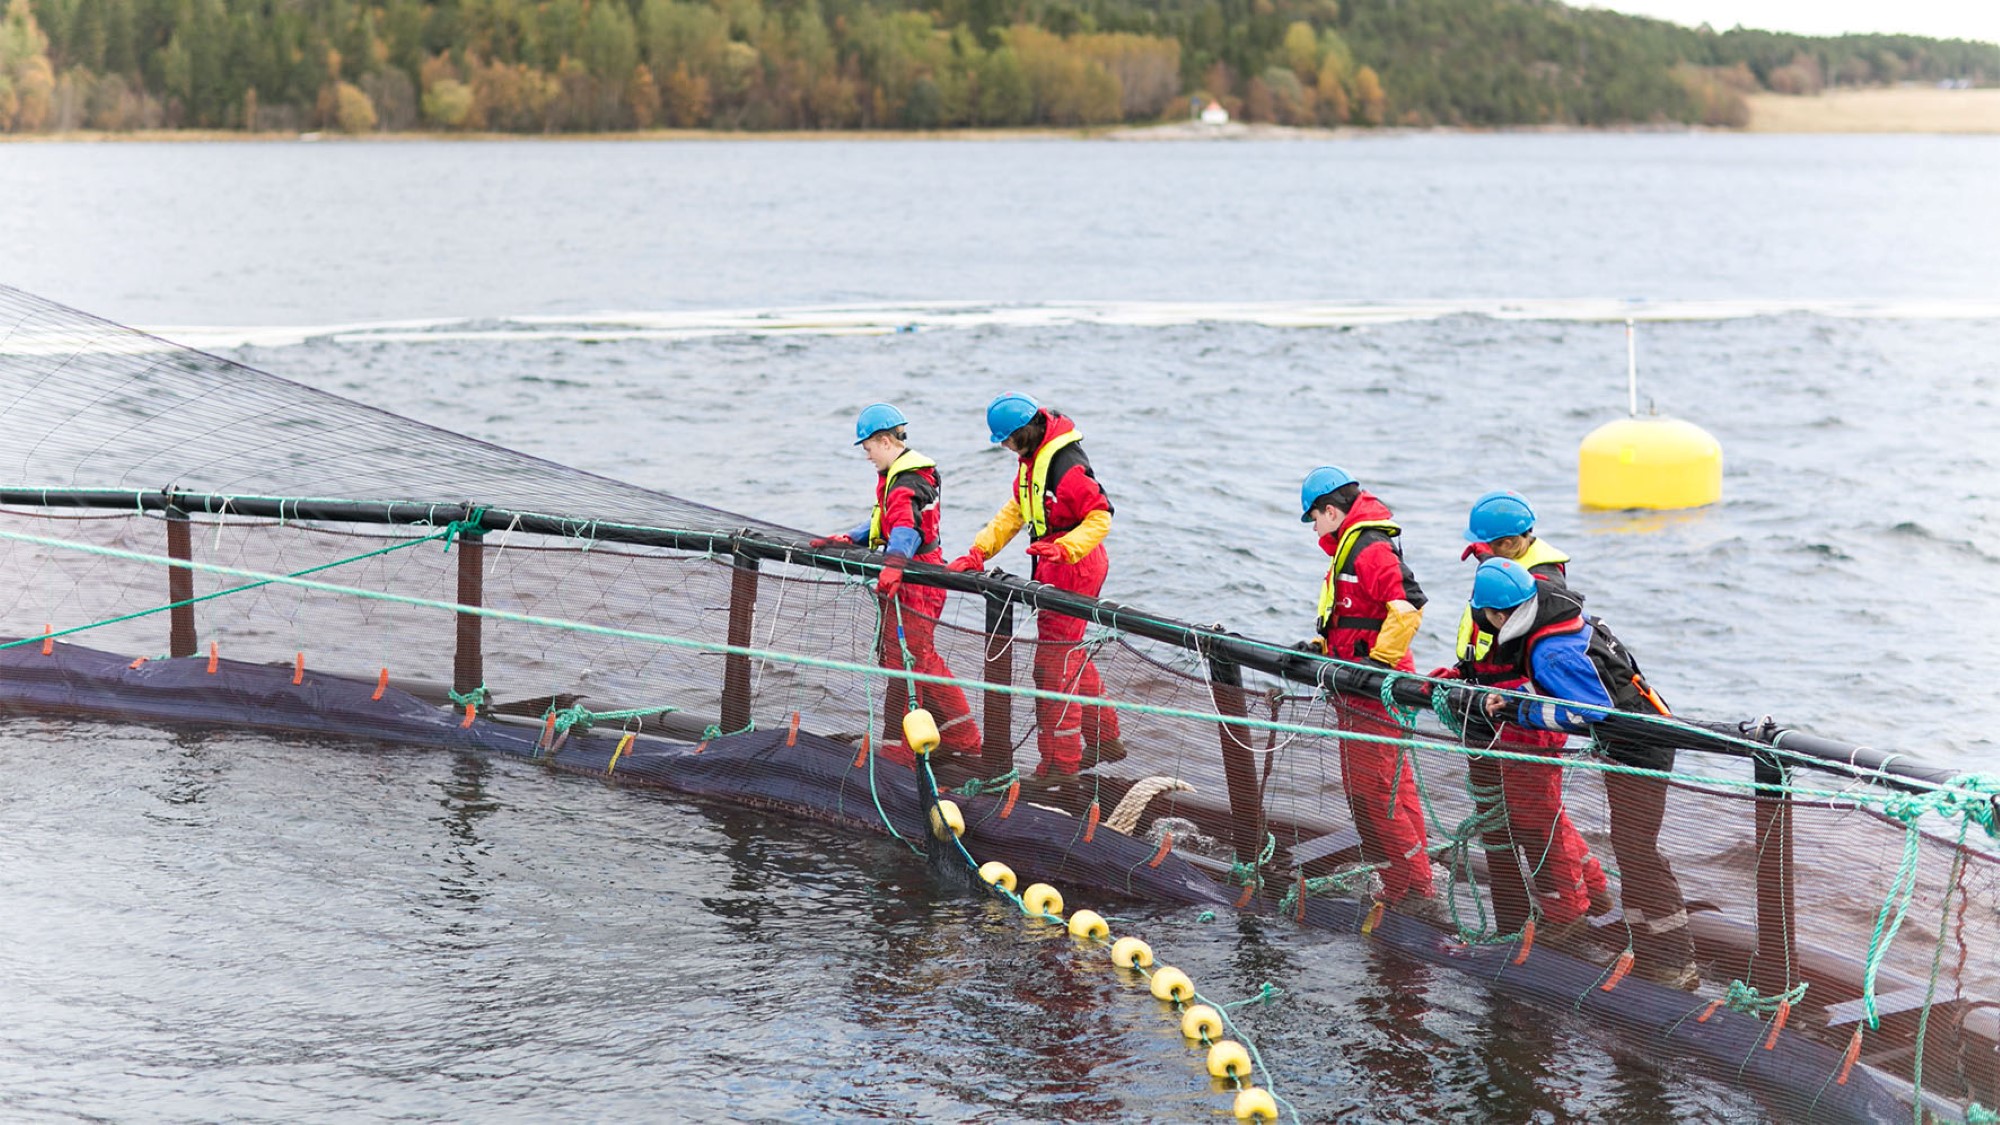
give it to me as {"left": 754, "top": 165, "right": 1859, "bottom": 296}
{"left": 1205, "top": 648, "right": 1266, "bottom": 866}
{"left": 165, "top": 507, "right": 197, "bottom": 658}
{"left": 1752, "top": 749, "right": 1798, "bottom": 996}
{"left": 721, "top": 551, "right": 758, "bottom": 735}
{"left": 453, "top": 530, "right": 484, "bottom": 701}
{"left": 982, "top": 589, "right": 1016, "bottom": 775}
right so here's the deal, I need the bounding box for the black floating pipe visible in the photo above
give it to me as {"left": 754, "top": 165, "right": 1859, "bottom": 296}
{"left": 0, "top": 486, "right": 1981, "bottom": 802}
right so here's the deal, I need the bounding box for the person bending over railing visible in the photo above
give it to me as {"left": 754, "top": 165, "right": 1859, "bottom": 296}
{"left": 1467, "top": 556, "right": 1698, "bottom": 990}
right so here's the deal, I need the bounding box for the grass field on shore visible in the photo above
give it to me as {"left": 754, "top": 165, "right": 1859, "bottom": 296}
{"left": 1746, "top": 88, "right": 2000, "bottom": 133}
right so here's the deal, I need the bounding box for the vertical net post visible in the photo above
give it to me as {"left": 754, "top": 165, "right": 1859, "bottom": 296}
{"left": 1752, "top": 749, "right": 1798, "bottom": 995}
{"left": 454, "top": 531, "right": 484, "bottom": 700}
{"left": 1205, "top": 649, "right": 1267, "bottom": 865}
{"left": 981, "top": 588, "right": 1015, "bottom": 775}
{"left": 1469, "top": 756, "right": 1535, "bottom": 935}
{"left": 721, "top": 551, "right": 758, "bottom": 734}
{"left": 165, "top": 507, "right": 197, "bottom": 658}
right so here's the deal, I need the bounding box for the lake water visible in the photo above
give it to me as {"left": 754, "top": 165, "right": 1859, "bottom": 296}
{"left": 2, "top": 134, "right": 1998, "bottom": 1122}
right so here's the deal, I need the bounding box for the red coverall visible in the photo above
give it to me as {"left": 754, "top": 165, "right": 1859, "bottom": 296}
{"left": 867, "top": 456, "right": 981, "bottom": 757}
{"left": 1318, "top": 494, "right": 1434, "bottom": 904}
{"left": 1450, "top": 545, "right": 1608, "bottom": 924}
{"left": 969, "top": 411, "right": 1118, "bottom": 777}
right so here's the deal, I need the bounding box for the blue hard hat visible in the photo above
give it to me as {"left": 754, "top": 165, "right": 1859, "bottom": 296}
{"left": 1299, "top": 465, "right": 1357, "bottom": 523}
{"left": 1470, "top": 557, "right": 1539, "bottom": 610}
{"left": 1465, "top": 490, "right": 1536, "bottom": 543}
{"left": 853, "top": 402, "right": 908, "bottom": 445}
{"left": 986, "top": 392, "right": 1040, "bottom": 444}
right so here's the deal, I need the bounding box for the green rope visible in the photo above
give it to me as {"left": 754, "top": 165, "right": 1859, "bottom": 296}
{"left": 12, "top": 527, "right": 2000, "bottom": 836}
{"left": 1858, "top": 777, "right": 2000, "bottom": 1029}
{"left": 1276, "top": 864, "right": 1384, "bottom": 916}
{"left": 698, "top": 720, "right": 755, "bottom": 741}
{"left": 439, "top": 507, "right": 487, "bottom": 550}
{"left": 1967, "top": 1104, "right": 1998, "bottom": 1124}
{"left": 1377, "top": 670, "right": 1423, "bottom": 729}
{"left": 447, "top": 684, "right": 489, "bottom": 710}
{"left": 1429, "top": 683, "right": 1466, "bottom": 736}
{"left": 1909, "top": 819, "right": 1970, "bottom": 1125}
{"left": 1229, "top": 833, "right": 1277, "bottom": 889}
{"left": 1717, "top": 978, "right": 1808, "bottom": 1017}
{"left": 1220, "top": 981, "right": 1283, "bottom": 1011}
{"left": 954, "top": 769, "right": 1020, "bottom": 798}
{"left": 17, "top": 487, "right": 1952, "bottom": 783}
{"left": 547, "top": 702, "right": 680, "bottom": 737}
{"left": 0, "top": 523, "right": 457, "bottom": 655}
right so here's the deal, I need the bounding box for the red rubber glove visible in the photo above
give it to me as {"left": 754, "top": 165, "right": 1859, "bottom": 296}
{"left": 946, "top": 548, "right": 985, "bottom": 573}
{"left": 1460, "top": 541, "right": 1494, "bottom": 562}
{"left": 1428, "top": 666, "right": 1461, "bottom": 680}
{"left": 1025, "top": 540, "right": 1066, "bottom": 564}
{"left": 809, "top": 534, "right": 854, "bottom": 548}
{"left": 877, "top": 560, "right": 905, "bottom": 598}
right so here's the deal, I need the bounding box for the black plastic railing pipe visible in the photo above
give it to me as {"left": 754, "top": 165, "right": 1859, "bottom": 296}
{"left": 0, "top": 485, "right": 1975, "bottom": 801}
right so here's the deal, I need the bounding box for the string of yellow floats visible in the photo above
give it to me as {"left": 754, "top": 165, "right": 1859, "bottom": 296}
{"left": 906, "top": 706, "right": 1291, "bottom": 1122}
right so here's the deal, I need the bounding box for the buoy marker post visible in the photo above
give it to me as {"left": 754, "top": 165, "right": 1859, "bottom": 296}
{"left": 1578, "top": 319, "right": 1723, "bottom": 511}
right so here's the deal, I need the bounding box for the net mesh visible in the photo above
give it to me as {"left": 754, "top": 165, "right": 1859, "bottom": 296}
{"left": 2, "top": 284, "right": 1996, "bottom": 1123}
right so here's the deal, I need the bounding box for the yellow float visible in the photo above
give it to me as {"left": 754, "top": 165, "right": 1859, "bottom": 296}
{"left": 928, "top": 798, "right": 964, "bottom": 840}
{"left": 1206, "top": 1039, "right": 1253, "bottom": 1080}
{"left": 1181, "top": 1004, "right": 1224, "bottom": 1041}
{"left": 901, "top": 708, "right": 940, "bottom": 754}
{"left": 1110, "top": 936, "right": 1154, "bottom": 969}
{"left": 1020, "top": 882, "right": 1064, "bottom": 919}
{"left": 1149, "top": 966, "right": 1195, "bottom": 1003}
{"left": 1066, "top": 909, "right": 1110, "bottom": 940}
{"left": 1233, "top": 1087, "right": 1280, "bottom": 1121}
{"left": 1577, "top": 321, "right": 1722, "bottom": 511}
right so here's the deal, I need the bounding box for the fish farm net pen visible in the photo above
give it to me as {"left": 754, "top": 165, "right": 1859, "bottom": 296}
{"left": 1, "top": 282, "right": 1997, "bottom": 1123}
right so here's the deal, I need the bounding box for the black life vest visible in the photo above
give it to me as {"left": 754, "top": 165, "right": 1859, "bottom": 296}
{"left": 1517, "top": 590, "right": 1668, "bottom": 717}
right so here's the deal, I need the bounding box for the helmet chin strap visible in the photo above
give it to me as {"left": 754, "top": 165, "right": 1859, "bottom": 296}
{"left": 1494, "top": 591, "right": 1539, "bottom": 646}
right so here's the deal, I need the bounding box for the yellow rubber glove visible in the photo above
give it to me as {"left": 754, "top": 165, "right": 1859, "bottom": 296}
{"left": 1368, "top": 600, "right": 1422, "bottom": 667}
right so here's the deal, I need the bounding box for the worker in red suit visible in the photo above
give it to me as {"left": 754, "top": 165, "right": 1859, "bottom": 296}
{"left": 811, "top": 403, "right": 980, "bottom": 761}
{"left": 1438, "top": 490, "right": 1610, "bottom": 934}
{"left": 948, "top": 393, "right": 1123, "bottom": 780}
{"left": 1296, "top": 465, "right": 1437, "bottom": 910}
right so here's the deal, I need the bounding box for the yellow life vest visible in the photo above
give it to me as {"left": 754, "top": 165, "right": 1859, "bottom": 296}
{"left": 866, "top": 450, "right": 938, "bottom": 550}
{"left": 1453, "top": 538, "right": 1572, "bottom": 661}
{"left": 1015, "top": 429, "right": 1083, "bottom": 539}
{"left": 1314, "top": 519, "right": 1401, "bottom": 634}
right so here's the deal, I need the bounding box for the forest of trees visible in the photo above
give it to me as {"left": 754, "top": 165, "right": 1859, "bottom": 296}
{"left": 0, "top": 0, "right": 1994, "bottom": 134}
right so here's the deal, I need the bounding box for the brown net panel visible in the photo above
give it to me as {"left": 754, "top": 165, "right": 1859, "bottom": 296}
{"left": 3, "top": 284, "right": 1998, "bottom": 1122}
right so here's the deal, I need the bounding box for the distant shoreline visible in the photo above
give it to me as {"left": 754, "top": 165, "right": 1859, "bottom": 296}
{"left": 5, "top": 89, "right": 1996, "bottom": 142}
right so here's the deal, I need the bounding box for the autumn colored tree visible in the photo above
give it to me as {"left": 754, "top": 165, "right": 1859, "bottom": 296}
{"left": 1352, "top": 63, "right": 1384, "bottom": 124}
{"left": 7, "top": 0, "right": 1996, "bottom": 134}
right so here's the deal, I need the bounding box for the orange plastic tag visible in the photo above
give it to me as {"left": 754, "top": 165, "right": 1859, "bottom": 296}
{"left": 1512, "top": 918, "right": 1537, "bottom": 965}
{"left": 1600, "top": 949, "right": 1635, "bottom": 991}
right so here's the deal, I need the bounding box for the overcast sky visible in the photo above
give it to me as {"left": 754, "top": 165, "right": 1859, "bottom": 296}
{"left": 1600, "top": 0, "right": 2000, "bottom": 44}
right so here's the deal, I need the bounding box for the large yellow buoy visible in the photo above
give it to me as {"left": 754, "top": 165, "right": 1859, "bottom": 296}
{"left": 1578, "top": 416, "right": 1722, "bottom": 510}
{"left": 1577, "top": 321, "right": 1722, "bottom": 511}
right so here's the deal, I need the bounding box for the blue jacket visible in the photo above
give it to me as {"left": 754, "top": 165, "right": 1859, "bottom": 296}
{"left": 1513, "top": 623, "right": 1615, "bottom": 733}
{"left": 847, "top": 520, "right": 920, "bottom": 557}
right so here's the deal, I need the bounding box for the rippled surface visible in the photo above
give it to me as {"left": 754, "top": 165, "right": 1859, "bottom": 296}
{"left": 2, "top": 136, "right": 1997, "bottom": 1122}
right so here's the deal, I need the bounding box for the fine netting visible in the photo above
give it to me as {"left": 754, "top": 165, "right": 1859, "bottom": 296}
{"left": 3, "top": 284, "right": 1997, "bottom": 1124}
